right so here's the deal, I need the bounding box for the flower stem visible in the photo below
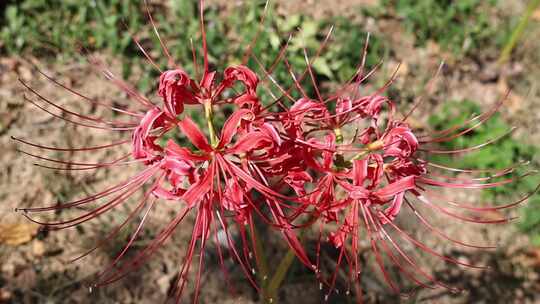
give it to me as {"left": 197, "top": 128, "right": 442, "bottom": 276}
{"left": 204, "top": 100, "right": 218, "bottom": 147}
{"left": 351, "top": 140, "right": 383, "bottom": 161}
{"left": 334, "top": 128, "right": 343, "bottom": 144}
{"left": 265, "top": 228, "right": 309, "bottom": 303}
{"left": 251, "top": 225, "right": 270, "bottom": 296}
{"left": 265, "top": 245, "right": 297, "bottom": 302}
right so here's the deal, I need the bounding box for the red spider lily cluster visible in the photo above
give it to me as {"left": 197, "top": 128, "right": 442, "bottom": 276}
{"left": 13, "top": 1, "right": 537, "bottom": 303}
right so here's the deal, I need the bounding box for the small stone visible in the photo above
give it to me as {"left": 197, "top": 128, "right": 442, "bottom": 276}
{"left": 515, "top": 288, "right": 524, "bottom": 299}
{"left": 157, "top": 275, "right": 172, "bottom": 295}
{"left": 0, "top": 288, "right": 11, "bottom": 302}
{"left": 32, "top": 240, "right": 46, "bottom": 257}
{"left": 17, "top": 65, "right": 33, "bottom": 82}
{"left": 1, "top": 262, "right": 15, "bottom": 277}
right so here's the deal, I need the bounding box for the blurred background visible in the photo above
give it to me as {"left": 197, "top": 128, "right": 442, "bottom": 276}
{"left": 1, "top": 0, "right": 539, "bottom": 303}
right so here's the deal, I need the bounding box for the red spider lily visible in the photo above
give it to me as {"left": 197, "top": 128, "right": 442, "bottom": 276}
{"left": 13, "top": 0, "right": 539, "bottom": 303}
{"left": 13, "top": 1, "right": 315, "bottom": 302}
{"left": 257, "top": 37, "right": 538, "bottom": 300}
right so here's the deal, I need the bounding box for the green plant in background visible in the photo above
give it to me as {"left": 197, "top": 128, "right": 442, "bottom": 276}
{"left": 428, "top": 100, "right": 540, "bottom": 244}
{"left": 371, "top": 0, "right": 506, "bottom": 57}
{"left": 0, "top": 0, "right": 152, "bottom": 91}
{"left": 1, "top": 1, "right": 387, "bottom": 96}
{"left": 1, "top": 0, "right": 142, "bottom": 57}
{"left": 319, "top": 17, "right": 390, "bottom": 83}
{"left": 498, "top": 0, "right": 540, "bottom": 64}
{"left": 222, "top": 2, "right": 388, "bottom": 104}
{"left": 0, "top": 1, "right": 219, "bottom": 92}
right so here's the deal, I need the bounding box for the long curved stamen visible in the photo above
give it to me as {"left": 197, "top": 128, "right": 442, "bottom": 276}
{"left": 144, "top": 0, "right": 176, "bottom": 68}
{"left": 12, "top": 136, "right": 130, "bottom": 152}
{"left": 199, "top": 0, "right": 209, "bottom": 78}
{"left": 23, "top": 95, "right": 135, "bottom": 131}
{"left": 31, "top": 63, "right": 143, "bottom": 117}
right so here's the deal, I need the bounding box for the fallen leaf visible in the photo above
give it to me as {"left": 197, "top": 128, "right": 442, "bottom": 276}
{"left": 0, "top": 223, "right": 39, "bottom": 246}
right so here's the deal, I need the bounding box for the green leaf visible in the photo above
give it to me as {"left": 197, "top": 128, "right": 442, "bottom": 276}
{"left": 312, "top": 57, "right": 333, "bottom": 79}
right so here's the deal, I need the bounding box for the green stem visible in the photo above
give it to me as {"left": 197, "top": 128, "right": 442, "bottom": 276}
{"left": 498, "top": 0, "right": 540, "bottom": 65}
{"left": 204, "top": 101, "right": 218, "bottom": 147}
{"left": 265, "top": 247, "right": 297, "bottom": 303}
{"left": 265, "top": 228, "right": 309, "bottom": 303}
{"left": 351, "top": 150, "right": 369, "bottom": 161}
{"left": 252, "top": 225, "right": 270, "bottom": 297}
{"left": 334, "top": 128, "right": 343, "bottom": 144}
{"left": 351, "top": 140, "right": 383, "bottom": 161}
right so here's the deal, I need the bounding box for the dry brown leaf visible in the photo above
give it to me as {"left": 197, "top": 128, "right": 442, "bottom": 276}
{"left": 0, "top": 223, "right": 39, "bottom": 246}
